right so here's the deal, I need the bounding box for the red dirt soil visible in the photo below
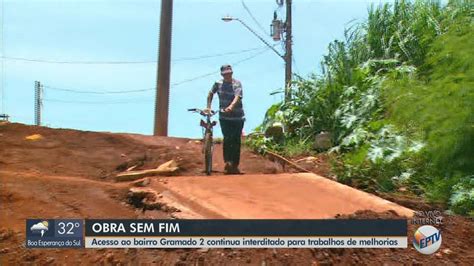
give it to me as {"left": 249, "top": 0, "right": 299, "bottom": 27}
{"left": 1, "top": 123, "right": 473, "bottom": 265}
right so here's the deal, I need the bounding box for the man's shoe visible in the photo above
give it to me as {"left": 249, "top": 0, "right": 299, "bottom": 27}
{"left": 224, "top": 162, "right": 232, "bottom": 174}
{"left": 232, "top": 168, "right": 242, "bottom": 174}
{"left": 229, "top": 164, "right": 242, "bottom": 175}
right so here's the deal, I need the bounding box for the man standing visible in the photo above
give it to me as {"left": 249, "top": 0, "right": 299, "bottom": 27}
{"left": 206, "top": 64, "right": 245, "bottom": 174}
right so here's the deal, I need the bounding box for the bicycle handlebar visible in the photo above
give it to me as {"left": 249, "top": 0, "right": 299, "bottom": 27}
{"left": 187, "top": 108, "right": 219, "bottom": 116}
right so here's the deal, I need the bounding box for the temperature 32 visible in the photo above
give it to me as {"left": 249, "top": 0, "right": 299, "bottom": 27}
{"left": 57, "top": 222, "right": 81, "bottom": 235}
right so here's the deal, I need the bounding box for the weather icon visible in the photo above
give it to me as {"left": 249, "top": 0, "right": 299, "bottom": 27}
{"left": 30, "top": 221, "right": 49, "bottom": 237}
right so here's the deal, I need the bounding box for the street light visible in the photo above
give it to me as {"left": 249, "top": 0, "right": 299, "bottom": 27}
{"left": 221, "top": 15, "right": 233, "bottom": 22}
{"left": 221, "top": 16, "right": 284, "bottom": 60}
{"left": 221, "top": 14, "right": 292, "bottom": 101}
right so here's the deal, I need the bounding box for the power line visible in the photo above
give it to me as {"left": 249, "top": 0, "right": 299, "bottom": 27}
{"left": 41, "top": 46, "right": 272, "bottom": 96}
{"left": 171, "top": 72, "right": 217, "bottom": 87}
{"left": 43, "top": 85, "right": 154, "bottom": 94}
{"left": 292, "top": 57, "right": 300, "bottom": 75}
{"left": 241, "top": 0, "right": 269, "bottom": 36}
{"left": 172, "top": 46, "right": 272, "bottom": 87}
{"left": 173, "top": 46, "right": 265, "bottom": 62}
{"left": 2, "top": 56, "right": 154, "bottom": 64}
{"left": 43, "top": 98, "right": 152, "bottom": 105}
{"left": 233, "top": 46, "right": 272, "bottom": 65}
{"left": 1, "top": 46, "right": 267, "bottom": 65}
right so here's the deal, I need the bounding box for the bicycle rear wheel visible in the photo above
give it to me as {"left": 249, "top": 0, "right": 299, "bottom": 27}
{"left": 204, "top": 132, "right": 213, "bottom": 175}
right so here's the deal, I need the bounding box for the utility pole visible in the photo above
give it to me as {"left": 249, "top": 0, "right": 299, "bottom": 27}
{"left": 154, "top": 0, "right": 173, "bottom": 136}
{"left": 222, "top": 0, "right": 292, "bottom": 101}
{"left": 284, "top": 0, "right": 292, "bottom": 101}
{"left": 34, "top": 81, "right": 42, "bottom": 126}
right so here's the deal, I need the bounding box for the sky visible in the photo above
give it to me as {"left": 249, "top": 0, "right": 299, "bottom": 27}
{"left": 1, "top": 0, "right": 393, "bottom": 138}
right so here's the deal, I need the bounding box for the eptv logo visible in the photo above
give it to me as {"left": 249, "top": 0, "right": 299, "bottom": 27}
{"left": 413, "top": 225, "right": 442, "bottom": 254}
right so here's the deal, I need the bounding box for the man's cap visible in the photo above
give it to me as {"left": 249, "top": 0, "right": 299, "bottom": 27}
{"left": 220, "top": 64, "right": 233, "bottom": 75}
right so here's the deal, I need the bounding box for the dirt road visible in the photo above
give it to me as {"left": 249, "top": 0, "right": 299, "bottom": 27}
{"left": 1, "top": 123, "right": 473, "bottom": 265}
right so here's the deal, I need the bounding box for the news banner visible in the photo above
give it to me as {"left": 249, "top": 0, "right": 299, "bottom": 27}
{"left": 26, "top": 219, "right": 407, "bottom": 248}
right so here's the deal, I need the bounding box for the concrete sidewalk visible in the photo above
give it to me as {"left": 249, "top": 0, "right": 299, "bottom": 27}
{"left": 153, "top": 173, "right": 414, "bottom": 219}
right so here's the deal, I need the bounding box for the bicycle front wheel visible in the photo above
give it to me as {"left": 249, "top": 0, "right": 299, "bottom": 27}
{"left": 204, "top": 132, "right": 213, "bottom": 175}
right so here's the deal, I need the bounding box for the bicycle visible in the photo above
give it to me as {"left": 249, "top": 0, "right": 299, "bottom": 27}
{"left": 188, "top": 108, "right": 219, "bottom": 175}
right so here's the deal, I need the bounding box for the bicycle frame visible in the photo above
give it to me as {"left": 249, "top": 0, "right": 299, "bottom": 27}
{"left": 188, "top": 108, "right": 218, "bottom": 138}
{"left": 188, "top": 108, "right": 218, "bottom": 175}
{"left": 200, "top": 114, "right": 217, "bottom": 136}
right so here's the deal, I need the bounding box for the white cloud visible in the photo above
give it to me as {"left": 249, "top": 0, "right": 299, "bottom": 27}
{"left": 30, "top": 222, "right": 48, "bottom": 231}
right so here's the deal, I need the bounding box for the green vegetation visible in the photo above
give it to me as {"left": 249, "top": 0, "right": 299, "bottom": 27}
{"left": 247, "top": 0, "right": 473, "bottom": 216}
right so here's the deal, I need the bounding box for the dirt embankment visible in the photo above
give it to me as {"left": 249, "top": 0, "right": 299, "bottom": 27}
{"left": 0, "top": 123, "right": 283, "bottom": 179}
{"left": 0, "top": 122, "right": 473, "bottom": 265}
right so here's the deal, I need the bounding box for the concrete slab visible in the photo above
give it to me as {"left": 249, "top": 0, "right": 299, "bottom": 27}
{"left": 153, "top": 173, "right": 414, "bottom": 219}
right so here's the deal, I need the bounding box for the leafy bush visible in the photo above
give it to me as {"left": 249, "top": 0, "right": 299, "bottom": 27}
{"left": 253, "top": 0, "right": 473, "bottom": 216}
{"left": 449, "top": 176, "right": 474, "bottom": 216}
{"left": 383, "top": 10, "right": 473, "bottom": 212}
